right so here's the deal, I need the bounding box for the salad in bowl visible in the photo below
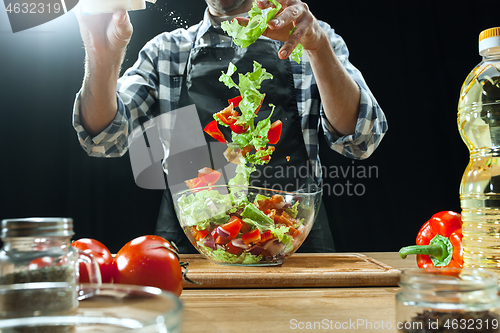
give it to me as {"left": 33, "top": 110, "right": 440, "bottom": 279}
{"left": 173, "top": 60, "right": 321, "bottom": 265}
{"left": 173, "top": 184, "right": 321, "bottom": 266}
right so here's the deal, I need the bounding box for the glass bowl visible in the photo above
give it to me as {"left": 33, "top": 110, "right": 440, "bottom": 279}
{"left": 173, "top": 184, "right": 322, "bottom": 266}
{"left": 0, "top": 283, "right": 183, "bottom": 332}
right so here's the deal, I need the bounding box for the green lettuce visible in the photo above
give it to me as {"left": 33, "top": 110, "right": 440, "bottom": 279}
{"left": 199, "top": 242, "right": 263, "bottom": 264}
{"left": 270, "top": 225, "right": 292, "bottom": 244}
{"left": 221, "top": 0, "right": 303, "bottom": 63}
{"left": 284, "top": 201, "right": 300, "bottom": 218}
{"left": 176, "top": 189, "right": 233, "bottom": 230}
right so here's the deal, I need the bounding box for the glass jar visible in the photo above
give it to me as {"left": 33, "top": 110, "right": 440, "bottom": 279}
{"left": 0, "top": 217, "right": 101, "bottom": 319}
{"left": 396, "top": 268, "right": 500, "bottom": 333}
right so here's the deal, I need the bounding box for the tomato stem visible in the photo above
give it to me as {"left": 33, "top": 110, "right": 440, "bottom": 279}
{"left": 146, "top": 243, "right": 201, "bottom": 285}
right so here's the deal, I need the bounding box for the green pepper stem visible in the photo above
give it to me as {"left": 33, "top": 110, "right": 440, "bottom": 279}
{"left": 399, "top": 244, "right": 444, "bottom": 260}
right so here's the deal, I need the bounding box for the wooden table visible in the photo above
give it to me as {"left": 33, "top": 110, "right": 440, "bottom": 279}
{"left": 179, "top": 252, "right": 416, "bottom": 333}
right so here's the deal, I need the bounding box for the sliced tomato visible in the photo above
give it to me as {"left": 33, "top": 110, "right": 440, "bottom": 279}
{"left": 288, "top": 226, "right": 300, "bottom": 238}
{"left": 228, "top": 95, "right": 243, "bottom": 108}
{"left": 257, "top": 146, "right": 275, "bottom": 162}
{"left": 185, "top": 177, "right": 207, "bottom": 189}
{"left": 220, "top": 216, "right": 243, "bottom": 239}
{"left": 242, "top": 229, "right": 261, "bottom": 245}
{"left": 198, "top": 167, "right": 221, "bottom": 184}
{"left": 260, "top": 230, "right": 274, "bottom": 243}
{"left": 216, "top": 104, "right": 239, "bottom": 125}
{"left": 230, "top": 122, "right": 249, "bottom": 134}
{"left": 258, "top": 195, "right": 285, "bottom": 211}
{"left": 239, "top": 221, "right": 252, "bottom": 234}
{"left": 240, "top": 145, "right": 254, "bottom": 157}
{"left": 268, "top": 120, "right": 282, "bottom": 144}
{"left": 215, "top": 235, "right": 230, "bottom": 245}
{"left": 276, "top": 211, "right": 296, "bottom": 227}
{"left": 191, "top": 226, "right": 210, "bottom": 241}
{"left": 254, "top": 94, "right": 265, "bottom": 114}
{"left": 204, "top": 120, "right": 227, "bottom": 143}
{"left": 225, "top": 242, "right": 244, "bottom": 256}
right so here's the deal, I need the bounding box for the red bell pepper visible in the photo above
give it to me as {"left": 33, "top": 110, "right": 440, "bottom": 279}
{"left": 191, "top": 226, "right": 210, "bottom": 241}
{"left": 220, "top": 216, "right": 243, "bottom": 240}
{"left": 268, "top": 120, "right": 282, "bottom": 144}
{"left": 215, "top": 104, "right": 239, "bottom": 125}
{"left": 399, "top": 211, "right": 463, "bottom": 268}
{"left": 204, "top": 120, "right": 226, "bottom": 143}
{"left": 229, "top": 122, "right": 249, "bottom": 134}
{"left": 228, "top": 95, "right": 243, "bottom": 108}
{"left": 260, "top": 230, "right": 274, "bottom": 243}
{"left": 241, "top": 229, "right": 261, "bottom": 245}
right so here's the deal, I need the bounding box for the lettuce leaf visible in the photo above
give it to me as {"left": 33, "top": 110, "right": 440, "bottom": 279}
{"left": 221, "top": 0, "right": 281, "bottom": 48}
{"left": 198, "top": 242, "right": 264, "bottom": 264}
{"left": 176, "top": 189, "right": 233, "bottom": 230}
{"left": 221, "top": 0, "right": 303, "bottom": 63}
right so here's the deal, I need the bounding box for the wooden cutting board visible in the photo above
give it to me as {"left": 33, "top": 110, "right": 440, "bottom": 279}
{"left": 180, "top": 253, "right": 400, "bottom": 288}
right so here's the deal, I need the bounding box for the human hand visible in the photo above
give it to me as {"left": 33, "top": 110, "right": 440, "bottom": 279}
{"left": 238, "top": 0, "right": 326, "bottom": 59}
{"left": 76, "top": 9, "right": 133, "bottom": 57}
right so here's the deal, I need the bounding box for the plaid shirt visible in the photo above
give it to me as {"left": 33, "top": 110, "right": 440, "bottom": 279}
{"left": 72, "top": 9, "right": 387, "bottom": 179}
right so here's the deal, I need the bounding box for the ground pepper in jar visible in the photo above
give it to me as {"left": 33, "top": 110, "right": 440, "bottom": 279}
{"left": 396, "top": 268, "right": 500, "bottom": 333}
{"left": 401, "top": 309, "right": 500, "bottom": 332}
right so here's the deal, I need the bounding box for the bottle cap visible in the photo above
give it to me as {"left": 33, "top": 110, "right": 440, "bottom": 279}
{"left": 1, "top": 217, "right": 74, "bottom": 238}
{"left": 479, "top": 27, "right": 500, "bottom": 53}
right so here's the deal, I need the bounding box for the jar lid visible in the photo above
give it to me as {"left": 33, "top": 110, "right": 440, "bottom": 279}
{"left": 479, "top": 27, "right": 500, "bottom": 53}
{"left": 1, "top": 217, "right": 74, "bottom": 238}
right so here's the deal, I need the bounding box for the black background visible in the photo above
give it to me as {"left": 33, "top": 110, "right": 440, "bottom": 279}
{"left": 0, "top": 0, "right": 497, "bottom": 254}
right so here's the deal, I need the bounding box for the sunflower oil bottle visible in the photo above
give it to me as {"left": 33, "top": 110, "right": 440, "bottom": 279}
{"left": 459, "top": 27, "right": 500, "bottom": 276}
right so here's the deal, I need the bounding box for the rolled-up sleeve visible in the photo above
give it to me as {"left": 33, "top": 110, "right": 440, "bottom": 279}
{"left": 319, "top": 22, "right": 388, "bottom": 160}
{"left": 72, "top": 37, "right": 161, "bottom": 158}
{"left": 72, "top": 92, "right": 130, "bottom": 157}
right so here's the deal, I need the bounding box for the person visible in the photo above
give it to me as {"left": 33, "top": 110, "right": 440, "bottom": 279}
{"left": 72, "top": 0, "right": 388, "bottom": 253}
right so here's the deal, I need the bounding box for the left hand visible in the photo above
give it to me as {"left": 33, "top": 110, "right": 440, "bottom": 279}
{"left": 238, "top": 0, "right": 326, "bottom": 59}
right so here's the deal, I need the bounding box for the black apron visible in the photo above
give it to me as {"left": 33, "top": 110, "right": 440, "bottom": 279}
{"left": 155, "top": 25, "right": 335, "bottom": 254}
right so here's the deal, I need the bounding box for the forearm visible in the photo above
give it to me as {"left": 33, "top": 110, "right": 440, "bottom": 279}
{"left": 306, "top": 34, "right": 360, "bottom": 137}
{"left": 80, "top": 50, "right": 125, "bottom": 136}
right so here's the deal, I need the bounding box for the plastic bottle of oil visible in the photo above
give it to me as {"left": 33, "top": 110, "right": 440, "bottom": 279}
{"left": 458, "top": 27, "right": 500, "bottom": 276}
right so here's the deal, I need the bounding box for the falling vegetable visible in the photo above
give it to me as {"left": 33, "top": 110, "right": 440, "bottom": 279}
{"left": 220, "top": 0, "right": 303, "bottom": 63}
{"left": 399, "top": 211, "right": 463, "bottom": 268}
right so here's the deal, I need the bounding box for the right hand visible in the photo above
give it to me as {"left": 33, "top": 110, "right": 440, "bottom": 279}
{"left": 76, "top": 9, "right": 133, "bottom": 57}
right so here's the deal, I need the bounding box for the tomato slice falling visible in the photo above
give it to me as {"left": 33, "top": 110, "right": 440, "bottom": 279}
{"left": 185, "top": 177, "right": 207, "bottom": 189}
{"left": 268, "top": 120, "right": 282, "bottom": 144}
{"left": 216, "top": 104, "right": 238, "bottom": 125}
{"left": 204, "top": 120, "right": 227, "bottom": 143}
{"left": 198, "top": 167, "right": 221, "bottom": 184}
{"left": 229, "top": 122, "right": 249, "bottom": 134}
{"left": 228, "top": 95, "right": 243, "bottom": 108}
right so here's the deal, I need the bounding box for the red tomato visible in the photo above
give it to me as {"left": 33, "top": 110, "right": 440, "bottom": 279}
{"left": 71, "top": 238, "right": 114, "bottom": 283}
{"left": 28, "top": 256, "right": 55, "bottom": 270}
{"left": 113, "top": 235, "right": 183, "bottom": 297}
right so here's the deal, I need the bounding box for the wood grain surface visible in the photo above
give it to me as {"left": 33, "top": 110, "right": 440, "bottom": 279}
{"left": 179, "top": 252, "right": 416, "bottom": 333}
{"left": 181, "top": 253, "right": 401, "bottom": 288}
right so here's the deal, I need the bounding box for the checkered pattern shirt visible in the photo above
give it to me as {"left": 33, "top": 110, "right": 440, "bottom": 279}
{"left": 72, "top": 9, "right": 388, "bottom": 180}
